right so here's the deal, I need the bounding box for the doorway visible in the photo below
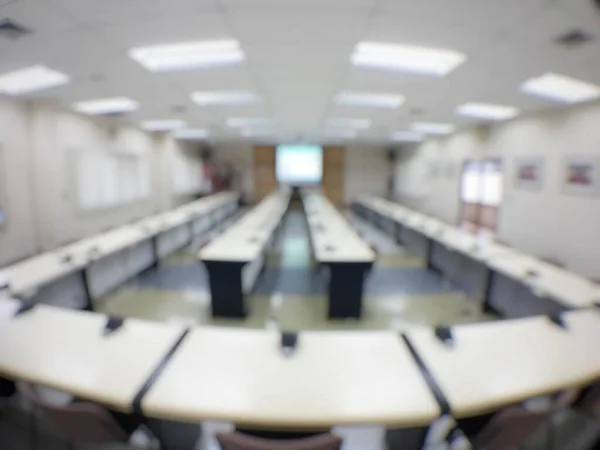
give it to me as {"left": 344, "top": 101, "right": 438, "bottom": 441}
{"left": 459, "top": 159, "right": 503, "bottom": 237}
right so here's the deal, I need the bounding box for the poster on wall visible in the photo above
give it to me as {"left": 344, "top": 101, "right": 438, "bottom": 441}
{"left": 563, "top": 156, "right": 600, "bottom": 196}
{"left": 514, "top": 157, "right": 544, "bottom": 191}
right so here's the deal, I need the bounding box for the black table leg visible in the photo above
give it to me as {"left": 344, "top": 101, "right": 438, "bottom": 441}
{"left": 203, "top": 260, "right": 247, "bottom": 318}
{"left": 327, "top": 262, "right": 373, "bottom": 319}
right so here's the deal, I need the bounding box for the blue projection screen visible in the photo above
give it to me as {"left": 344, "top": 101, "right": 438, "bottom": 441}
{"left": 276, "top": 145, "right": 323, "bottom": 185}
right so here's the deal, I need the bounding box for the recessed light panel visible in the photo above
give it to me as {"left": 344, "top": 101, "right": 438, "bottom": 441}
{"left": 129, "top": 39, "right": 244, "bottom": 72}
{"left": 456, "top": 103, "right": 519, "bottom": 121}
{"left": 142, "top": 119, "right": 186, "bottom": 131}
{"left": 352, "top": 42, "right": 466, "bottom": 77}
{"left": 0, "top": 65, "right": 70, "bottom": 95}
{"left": 411, "top": 122, "right": 455, "bottom": 135}
{"left": 191, "top": 91, "right": 259, "bottom": 105}
{"left": 521, "top": 73, "right": 600, "bottom": 104}
{"left": 73, "top": 97, "right": 139, "bottom": 115}
{"left": 336, "top": 91, "right": 405, "bottom": 108}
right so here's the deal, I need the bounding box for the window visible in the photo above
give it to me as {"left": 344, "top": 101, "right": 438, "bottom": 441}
{"left": 72, "top": 149, "right": 151, "bottom": 211}
{"left": 460, "top": 159, "right": 503, "bottom": 235}
{"left": 171, "top": 150, "right": 203, "bottom": 195}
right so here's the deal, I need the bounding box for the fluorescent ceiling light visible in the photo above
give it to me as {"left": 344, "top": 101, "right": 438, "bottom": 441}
{"left": 336, "top": 91, "right": 405, "bottom": 108}
{"left": 520, "top": 72, "right": 600, "bottom": 104}
{"left": 227, "top": 117, "right": 272, "bottom": 127}
{"left": 241, "top": 127, "right": 275, "bottom": 137}
{"left": 0, "top": 65, "right": 70, "bottom": 95}
{"left": 328, "top": 118, "right": 371, "bottom": 129}
{"left": 324, "top": 128, "right": 357, "bottom": 139}
{"left": 174, "top": 128, "right": 209, "bottom": 140}
{"left": 456, "top": 103, "right": 519, "bottom": 121}
{"left": 352, "top": 42, "right": 466, "bottom": 77}
{"left": 142, "top": 119, "right": 186, "bottom": 131}
{"left": 411, "top": 122, "right": 455, "bottom": 135}
{"left": 129, "top": 39, "right": 244, "bottom": 72}
{"left": 73, "top": 97, "right": 139, "bottom": 115}
{"left": 191, "top": 91, "right": 259, "bottom": 106}
{"left": 391, "top": 131, "right": 423, "bottom": 142}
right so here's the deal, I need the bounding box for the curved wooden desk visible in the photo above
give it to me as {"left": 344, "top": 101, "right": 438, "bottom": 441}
{"left": 0, "top": 298, "right": 597, "bottom": 429}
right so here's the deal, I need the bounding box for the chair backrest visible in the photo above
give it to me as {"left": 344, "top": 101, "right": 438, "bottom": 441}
{"left": 472, "top": 389, "right": 578, "bottom": 450}
{"left": 17, "top": 382, "right": 129, "bottom": 444}
{"left": 577, "top": 382, "right": 600, "bottom": 416}
{"left": 216, "top": 432, "right": 342, "bottom": 450}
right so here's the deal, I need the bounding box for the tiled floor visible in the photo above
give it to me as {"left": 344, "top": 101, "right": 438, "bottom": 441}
{"left": 96, "top": 210, "right": 497, "bottom": 330}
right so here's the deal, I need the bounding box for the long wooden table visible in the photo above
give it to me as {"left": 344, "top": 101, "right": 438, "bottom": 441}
{"left": 1, "top": 192, "right": 239, "bottom": 310}
{"left": 302, "top": 192, "right": 375, "bottom": 319}
{"left": 354, "top": 196, "right": 600, "bottom": 318}
{"left": 200, "top": 191, "right": 290, "bottom": 318}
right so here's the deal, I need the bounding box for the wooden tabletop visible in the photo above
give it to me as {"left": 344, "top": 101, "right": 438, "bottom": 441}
{"left": 304, "top": 194, "right": 374, "bottom": 264}
{"left": 407, "top": 309, "right": 600, "bottom": 418}
{"left": 200, "top": 191, "right": 290, "bottom": 262}
{"left": 142, "top": 327, "right": 440, "bottom": 428}
{"left": 0, "top": 300, "right": 185, "bottom": 412}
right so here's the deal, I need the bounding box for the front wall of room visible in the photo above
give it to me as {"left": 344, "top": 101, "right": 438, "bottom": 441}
{"left": 394, "top": 102, "right": 600, "bottom": 279}
{"left": 0, "top": 99, "right": 204, "bottom": 266}
{"left": 213, "top": 143, "right": 390, "bottom": 206}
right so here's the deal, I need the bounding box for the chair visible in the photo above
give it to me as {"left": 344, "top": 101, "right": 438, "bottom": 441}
{"left": 17, "top": 381, "right": 158, "bottom": 450}
{"left": 216, "top": 431, "right": 342, "bottom": 450}
{"left": 575, "top": 381, "right": 600, "bottom": 417}
{"left": 449, "top": 389, "right": 578, "bottom": 450}
{"left": 0, "top": 377, "right": 16, "bottom": 414}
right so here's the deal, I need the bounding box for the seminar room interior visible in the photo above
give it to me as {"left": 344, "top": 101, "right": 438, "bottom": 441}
{"left": 0, "top": 0, "right": 600, "bottom": 449}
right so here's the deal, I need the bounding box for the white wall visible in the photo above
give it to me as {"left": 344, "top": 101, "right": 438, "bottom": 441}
{"left": 213, "top": 142, "right": 255, "bottom": 202}
{"left": 344, "top": 145, "right": 390, "bottom": 205}
{"left": 0, "top": 98, "right": 203, "bottom": 266}
{"left": 0, "top": 99, "right": 38, "bottom": 264}
{"left": 394, "top": 102, "right": 600, "bottom": 279}
{"left": 212, "top": 143, "right": 390, "bottom": 205}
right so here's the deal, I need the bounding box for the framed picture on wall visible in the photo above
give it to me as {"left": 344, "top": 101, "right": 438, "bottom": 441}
{"left": 563, "top": 156, "right": 600, "bottom": 196}
{"left": 514, "top": 157, "right": 544, "bottom": 190}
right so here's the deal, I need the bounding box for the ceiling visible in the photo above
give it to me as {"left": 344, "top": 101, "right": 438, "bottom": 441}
{"left": 1, "top": 0, "right": 599, "bottom": 144}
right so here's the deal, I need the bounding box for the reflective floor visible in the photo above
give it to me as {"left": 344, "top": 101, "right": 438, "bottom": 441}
{"left": 96, "top": 209, "right": 497, "bottom": 330}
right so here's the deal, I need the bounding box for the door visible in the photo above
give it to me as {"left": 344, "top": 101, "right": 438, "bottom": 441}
{"left": 253, "top": 145, "right": 276, "bottom": 202}
{"left": 322, "top": 146, "right": 345, "bottom": 206}
{"left": 460, "top": 159, "right": 503, "bottom": 236}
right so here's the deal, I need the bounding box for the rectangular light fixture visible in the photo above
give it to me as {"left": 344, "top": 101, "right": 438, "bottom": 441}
{"left": 129, "top": 39, "right": 244, "bottom": 72}
{"left": 141, "top": 119, "right": 186, "bottom": 131}
{"left": 227, "top": 117, "right": 272, "bottom": 127}
{"left": 73, "top": 97, "right": 140, "bottom": 115}
{"left": 0, "top": 65, "right": 70, "bottom": 95}
{"left": 391, "top": 131, "right": 423, "bottom": 142}
{"left": 174, "top": 128, "right": 209, "bottom": 140}
{"left": 328, "top": 118, "right": 371, "bottom": 129}
{"left": 191, "top": 91, "right": 259, "bottom": 106}
{"left": 411, "top": 122, "right": 455, "bottom": 135}
{"left": 352, "top": 42, "right": 466, "bottom": 77}
{"left": 456, "top": 103, "right": 519, "bottom": 121}
{"left": 324, "top": 128, "right": 357, "bottom": 139}
{"left": 241, "top": 127, "right": 275, "bottom": 137}
{"left": 336, "top": 91, "right": 405, "bottom": 108}
{"left": 520, "top": 73, "right": 600, "bottom": 104}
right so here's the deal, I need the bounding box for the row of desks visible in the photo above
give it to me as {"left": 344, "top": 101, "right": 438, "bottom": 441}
{"left": 354, "top": 196, "right": 599, "bottom": 316}
{"left": 200, "top": 190, "right": 291, "bottom": 318}
{"left": 1, "top": 192, "right": 239, "bottom": 308}
{"left": 302, "top": 192, "right": 375, "bottom": 319}
{"left": 1, "top": 298, "right": 598, "bottom": 429}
